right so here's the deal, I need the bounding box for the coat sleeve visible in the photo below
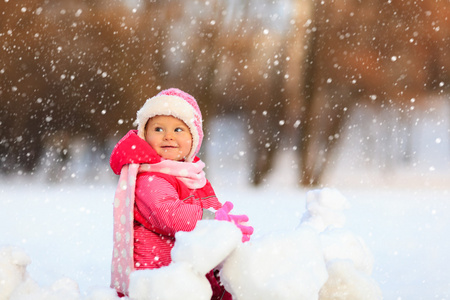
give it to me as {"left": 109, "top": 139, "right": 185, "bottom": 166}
{"left": 135, "top": 173, "right": 203, "bottom": 237}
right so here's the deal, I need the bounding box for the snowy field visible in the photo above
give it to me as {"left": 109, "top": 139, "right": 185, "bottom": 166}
{"left": 1, "top": 103, "right": 450, "bottom": 299}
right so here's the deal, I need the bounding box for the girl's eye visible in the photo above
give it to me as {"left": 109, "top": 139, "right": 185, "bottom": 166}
{"left": 174, "top": 128, "right": 183, "bottom": 132}
{"left": 154, "top": 127, "right": 163, "bottom": 132}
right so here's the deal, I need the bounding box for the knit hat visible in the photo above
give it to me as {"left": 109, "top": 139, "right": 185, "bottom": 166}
{"left": 136, "top": 88, "right": 203, "bottom": 162}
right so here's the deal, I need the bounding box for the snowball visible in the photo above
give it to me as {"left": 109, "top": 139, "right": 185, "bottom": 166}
{"left": 128, "top": 262, "right": 212, "bottom": 300}
{"left": 171, "top": 220, "right": 241, "bottom": 274}
{"left": 300, "top": 188, "right": 350, "bottom": 232}
{"left": 221, "top": 226, "right": 328, "bottom": 300}
{"left": 0, "top": 246, "right": 32, "bottom": 300}
{"left": 320, "top": 228, "right": 374, "bottom": 275}
{"left": 319, "top": 260, "right": 382, "bottom": 300}
{"left": 306, "top": 188, "right": 350, "bottom": 211}
{"left": 9, "top": 277, "right": 42, "bottom": 300}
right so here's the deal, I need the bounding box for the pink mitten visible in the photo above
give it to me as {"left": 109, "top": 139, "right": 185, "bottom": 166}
{"left": 215, "top": 201, "right": 254, "bottom": 242}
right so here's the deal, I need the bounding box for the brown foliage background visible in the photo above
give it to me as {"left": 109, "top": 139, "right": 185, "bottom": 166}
{"left": 0, "top": 0, "right": 448, "bottom": 185}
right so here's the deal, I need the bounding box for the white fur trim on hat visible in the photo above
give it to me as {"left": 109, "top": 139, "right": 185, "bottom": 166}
{"left": 136, "top": 94, "right": 202, "bottom": 162}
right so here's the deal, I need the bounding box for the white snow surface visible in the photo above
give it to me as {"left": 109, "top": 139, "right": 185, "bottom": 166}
{"left": 1, "top": 178, "right": 449, "bottom": 299}
{"left": 1, "top": 105, "right": 450, "bottom": 299}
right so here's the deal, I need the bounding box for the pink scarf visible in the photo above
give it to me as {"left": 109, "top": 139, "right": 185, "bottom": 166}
{"left": 138, "top": 159, "right": 207, "bottom": 189}
{"left": 111, "top": 160, "right": 207, "bottom": 295}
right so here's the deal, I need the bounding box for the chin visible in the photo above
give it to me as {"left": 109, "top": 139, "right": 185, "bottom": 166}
{"left": 160, "top": 154, "right": 182, "bottom": 161}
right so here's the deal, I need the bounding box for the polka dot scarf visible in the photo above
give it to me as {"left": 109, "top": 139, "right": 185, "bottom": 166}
{"left": 138, "top": 159, "right": 207, "bottom": 189}
{"left": 111, "top": 163, "right": 138, "bottom": 295}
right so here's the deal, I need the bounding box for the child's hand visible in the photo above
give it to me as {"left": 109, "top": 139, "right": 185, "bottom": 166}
{"left": 215, "top": 201, "right": 254, "bottom": 242}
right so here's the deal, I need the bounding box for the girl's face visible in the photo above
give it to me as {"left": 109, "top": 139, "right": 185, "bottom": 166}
{"left": 145, "top": 115, "right": 192, "bottom": 161}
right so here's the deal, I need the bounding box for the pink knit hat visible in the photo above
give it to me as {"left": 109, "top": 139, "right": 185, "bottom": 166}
{"left": 136, "top": 88, "right": 203, "bottom": 162}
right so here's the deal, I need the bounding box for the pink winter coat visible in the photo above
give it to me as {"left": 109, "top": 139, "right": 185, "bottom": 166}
{"left": 110, "top": 130, "right": 223, "bottom": 271}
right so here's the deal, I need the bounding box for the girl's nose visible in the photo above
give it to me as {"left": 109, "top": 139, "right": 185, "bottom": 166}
{"left": 163, "top": 132, "right": 174, "bottom": 140}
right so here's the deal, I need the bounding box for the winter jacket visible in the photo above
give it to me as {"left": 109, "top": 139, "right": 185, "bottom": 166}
{"left": 110, "top": 130, "right": 223, "bottom": 291}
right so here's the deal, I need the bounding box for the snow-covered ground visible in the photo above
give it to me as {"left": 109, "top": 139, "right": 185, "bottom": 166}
{"left": 1, "top": 102, "right": 449, "bottom": 299}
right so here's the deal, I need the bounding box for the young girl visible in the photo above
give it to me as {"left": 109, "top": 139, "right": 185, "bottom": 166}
{"left": 109, "top": 88, "right": 253, "bottom": 299}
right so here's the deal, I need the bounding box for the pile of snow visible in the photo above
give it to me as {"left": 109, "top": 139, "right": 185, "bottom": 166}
{"left": 220, "top": 188, "right": 381, "bottom": 300}
{"left": 0, "top": 188, "right": 381, "bottom": 300}
{"left": 221, "top": 226, "right": 327, "bottom": 300}
{"left": 129, "top": 221, "right": 242, "bottom": 300}
{"left": 0, "top": 246, "right": 118, "bottom": 300}
{"left": 0, "top": 246, "right": 31, "bottom": 299}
